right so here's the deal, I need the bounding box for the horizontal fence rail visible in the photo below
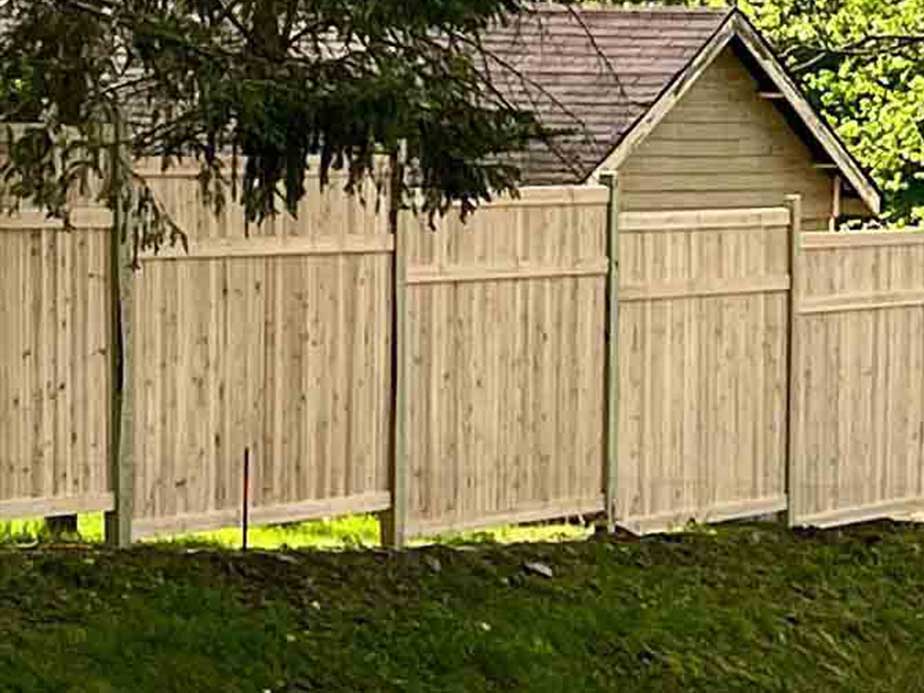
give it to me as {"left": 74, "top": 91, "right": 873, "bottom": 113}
{"left": 5, "top": 163, "right": 924, "bottom": 544}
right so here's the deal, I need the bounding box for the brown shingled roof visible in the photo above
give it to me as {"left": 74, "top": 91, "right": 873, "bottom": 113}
{"left": 483, "top": 4, "right": 731, "bottom": 185}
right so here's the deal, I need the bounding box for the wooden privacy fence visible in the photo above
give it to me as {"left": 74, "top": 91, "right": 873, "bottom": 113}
{"left": 6, "top": 168, "right": 924, "bottom": 545}
{"left": 614, "top": 206, "right": 791, "bottom": 534}
{"left": 789, "top": 223, "right": 924, "bottom": 527}
{"left": 0, "top": 207, "right": 114, "bottom": 519}
{"left": 398, "top": 188, "right": 609, "bottom": 538}
{"left": 129, "top": 164, "right": 395, "bottom": 537}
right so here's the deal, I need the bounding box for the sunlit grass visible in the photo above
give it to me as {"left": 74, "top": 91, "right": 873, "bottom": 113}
{"left": 0, "top": 514, "right": 104, "bottom": 543}
{"left": 0, "top": 512, "right": 591, "bottom": 550}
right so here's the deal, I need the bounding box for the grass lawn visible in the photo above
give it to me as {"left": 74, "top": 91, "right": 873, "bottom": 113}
{"left": 0, "top": 513, "right": 590, "bottom": 549}
{"left": 2, "top": 521, "right": 924, "bottom": 691}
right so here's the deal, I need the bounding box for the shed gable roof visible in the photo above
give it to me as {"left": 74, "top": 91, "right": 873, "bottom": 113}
{"left": 485, "top": 5, "right": 728, "bottom": 184}
{"left": 486, "top": 5, "right": 882, "bottom": 214}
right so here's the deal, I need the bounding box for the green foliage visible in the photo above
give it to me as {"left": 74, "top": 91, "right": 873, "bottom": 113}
{"left": 2, "top": 1, "right": 921, "bottom": 235}
{"left": 622, "top": 0, "right": 924, "bottom": 222}
{"left": 0, "top": 0, "right": 556, "bottom": 252}
{"left": 3, "top": 522, "right": 924, "bottom": 690}
{"left": 738, "top": 0, "right": 924, "bottom": 223}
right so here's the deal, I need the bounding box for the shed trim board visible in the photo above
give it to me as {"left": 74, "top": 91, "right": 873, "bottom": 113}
{"left": 585, "top": 10, "right": 882, "bottom": 215}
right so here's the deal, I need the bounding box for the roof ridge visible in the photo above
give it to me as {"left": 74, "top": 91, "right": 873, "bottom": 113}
{"left": 526, "top": 2, "right": 733, "bottom": 15}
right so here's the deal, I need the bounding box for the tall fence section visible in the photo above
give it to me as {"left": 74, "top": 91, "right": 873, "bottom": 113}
{"left": 130, "top": 165, "right": 394, "bottom": 537}
{"left": 400, "top": 188, "right": 609, "bottom": 537}
{"left": 0, "top": 207, "right": 113, "bottom": 520}
{"left": 2, "top": 169, "right": 924, "bottom": 544}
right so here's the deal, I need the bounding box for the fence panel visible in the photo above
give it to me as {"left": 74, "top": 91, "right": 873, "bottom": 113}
{"left": 130, "top": 165, "right": 393, "bottom": 538}
{"left": 790, "top": 230, "right": 924, "bottom": 527}
{"left": 615, "top": 207, "right": 791, "bottom": 534}
{"left": 0, "top": 208, "right": 114, "bottom": 518}
{"left": 401, "top": 187, "right": 610, "bottom": 537}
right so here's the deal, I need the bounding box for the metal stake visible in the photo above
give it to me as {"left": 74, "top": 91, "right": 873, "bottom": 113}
{"left": 242, "top": 447, "right": 250, "bottom": 552}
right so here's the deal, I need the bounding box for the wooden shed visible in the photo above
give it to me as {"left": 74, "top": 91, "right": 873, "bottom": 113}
{"left": 484, "top": 5, "right": 882, "bottom": 230}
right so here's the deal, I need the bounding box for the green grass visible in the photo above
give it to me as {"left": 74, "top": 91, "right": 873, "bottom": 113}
{"left": 3, "top": 521, "right": 924, "bottom": 691}
{"left": 0, "top": 513, "right": 590, "bottom": 549}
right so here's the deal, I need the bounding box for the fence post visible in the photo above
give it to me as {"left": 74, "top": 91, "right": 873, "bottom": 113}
{"left": 784, "top": 194, "right": 803, "bottom": 529}
{"left": 104, "top": 116, "right": 135, "bottom": 548}
{"left": 599, "top": 173, "right": 621, "bottom": 531}
{"left": 381, "top": 142, "right": 409, "bottom": 549}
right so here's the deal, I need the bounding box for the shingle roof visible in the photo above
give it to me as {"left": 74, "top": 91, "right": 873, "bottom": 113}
{"left": 483, "top": 4, "right": 731, "bottom": 185}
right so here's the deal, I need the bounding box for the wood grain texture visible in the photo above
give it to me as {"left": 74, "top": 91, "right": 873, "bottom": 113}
{"left": 0, "top": 219, "right": 111, "bottom": 518}
{"left": 129, "top": 166, "right": 394, "bottom": 538}
{"left": 615, "top": 206, "right": 791, "bottom": 534}
{"left": 790, "top": 229, "right": 924, "bottom": 526}
{"left": 401, "top": 187, "right": 610, "bottom": 536}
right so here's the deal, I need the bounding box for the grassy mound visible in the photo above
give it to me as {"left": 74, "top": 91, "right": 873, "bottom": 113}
{"left": 1, "top": 522, "right": 923, "bottom": 691}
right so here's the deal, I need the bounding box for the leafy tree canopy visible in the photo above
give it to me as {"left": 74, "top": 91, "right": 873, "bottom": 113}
{"left": 0, "top": 0, "right": 560, "bottom": 249}
{"left": 739, "top": 0, "right": 924, "bottom": 224}
{"left": 2, "top": 0, "right": 922, "bottom": 233}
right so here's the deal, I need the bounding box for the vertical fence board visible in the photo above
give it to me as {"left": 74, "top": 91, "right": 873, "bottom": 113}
{"left": 600, "top": 174, "right": 621, "bottom": 529}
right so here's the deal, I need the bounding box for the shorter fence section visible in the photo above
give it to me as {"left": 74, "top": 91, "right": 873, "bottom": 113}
{"left": 400, "top": 187, "right": 610, "bottom": 537}
{"left": 790, "top": 229, "right": 924, "bottom": 527}
{"left": 615, "top": 207, "right": 791, "bottom": 533}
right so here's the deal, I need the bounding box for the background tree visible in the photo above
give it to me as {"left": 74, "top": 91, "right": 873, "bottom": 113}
{"left": 4, "top": 1, "right": 921, "bottom": 227}
{"left": 0, "top": 0, "right": 566, "bottom": 254}
{"left": 740, "top": 0, "right": 924, "bottom": 224}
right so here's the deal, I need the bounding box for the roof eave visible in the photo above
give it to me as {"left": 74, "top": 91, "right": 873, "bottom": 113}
{"left": 586, "top": 11, "right": 737, "bottom": 177}
{"left": 728, "top": 13, "right": 882, "bottom": 215}
{"left": 587, "top": 10, "right": 883, "bottom": 216}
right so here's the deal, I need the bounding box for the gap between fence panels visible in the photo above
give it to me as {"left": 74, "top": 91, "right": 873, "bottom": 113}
{"left": 616, "top": 495, "right": 789, "bottom": 537}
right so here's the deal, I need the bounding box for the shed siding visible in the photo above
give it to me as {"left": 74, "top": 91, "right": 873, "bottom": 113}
{"left": 613, "top": 48, "right": 869, "bottom": 230}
